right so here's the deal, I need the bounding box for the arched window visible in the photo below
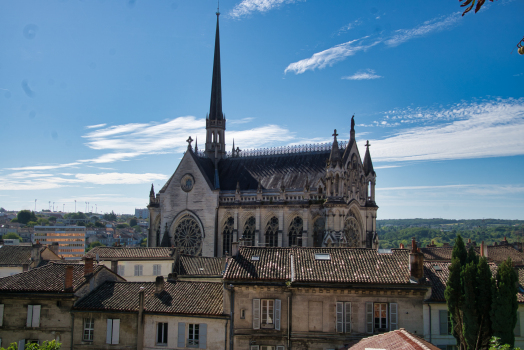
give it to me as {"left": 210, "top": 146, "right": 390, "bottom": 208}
{"left": 313, "top": 217, "right": 325, "bottom": 247}
{"left": 173, "top": 214, "right": 203, "bottom": 256}
{"left": 288, "top": 217, "right": 303, "bottom": 247}
{"left": 222, "top": 217, "right": 234, "bottom": 256}
{"left": 265, "top": 216, "right": 279, "bottom": 247}
{"left": 344, "top": 218, "right": 359, "bottom": 247}
{"left": 242, "top": 216, "right": 256, "bottom": 246}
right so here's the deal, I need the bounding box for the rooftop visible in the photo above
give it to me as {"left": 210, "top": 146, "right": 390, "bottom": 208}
{"left": 348, "top": 328, "right": 441, "bottom": 350}
{"left": 84, "top": 246, "right": 175, "bottom": 260}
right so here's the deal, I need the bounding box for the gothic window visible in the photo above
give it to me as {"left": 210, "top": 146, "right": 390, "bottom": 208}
{"left": 265, "top": 217, "right": 278, "bottom": 247}
{"left": 173, "top": 214, "right": 203, "bottom": 256}
{"left": 242, "top": 216, "right": 256, "bottom": 246}
{"left": 313, "top": 217, "right": 325, "bottom": 247}
{"left": 344, "top": 218, "right": 359, "bottom": 247}
{"left": 222, "top": 216, "right": 234, "bottom": 256}
{"left": 288, "top": 216, "right": 303, "bottom": 247}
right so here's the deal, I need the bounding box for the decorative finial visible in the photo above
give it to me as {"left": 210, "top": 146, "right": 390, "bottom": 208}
{"left": 186, "top": 136, "right": 194, "bottom": 150}
{"left": 194, "top": 137, "right": 198, "bottom": 152}
{"left": 216, "top": 0, "right": 220, "bottom": 15}
{"left": 332, "top": 129, "right": 338, "bottom": 139}
{"left": 365, "top": 140, "right": 371, "bottom": 148}
{"left": 351, "top": 115, "right": 355, "bottom": 132}
{"left": 236, "top": 146, "right": 241, "bottom": 156}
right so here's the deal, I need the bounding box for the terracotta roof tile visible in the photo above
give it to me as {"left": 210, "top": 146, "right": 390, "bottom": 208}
{"left": 348, "top": 328, "right": 441, "bottom": 350}
{"left": 0, "top": 245, "right": 44, "bottom": 266}
{"left": 0, "top": 262, "right": 110, "bottom": 293}
{"left": 224, "top": 247, "right": 416, "bottom": 285}
{"left": 421, "top": 245, "right": 524, "bottom": 265}
{"left": 174, "top": 255, "right": 226, "bottom": 276}
{"left": 74, "top": 281, "right": 223, "bottom": 315}
{"left": 85, "top": 246, "right": 175, "bottom": 260}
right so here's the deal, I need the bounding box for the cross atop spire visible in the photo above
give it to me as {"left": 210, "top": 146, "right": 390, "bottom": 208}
{"left": 186, "top": 136, "right": 193, "bottom": 149}
{"left": 332, "top": 129, "right": 338, "bottom": 138}
{"left": 365, "top": 140, "right": 371, "bottom": 148}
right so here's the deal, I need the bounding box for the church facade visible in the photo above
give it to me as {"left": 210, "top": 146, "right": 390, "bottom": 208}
{"left": 147, "top": 13, "right": 378, "bottom": 257}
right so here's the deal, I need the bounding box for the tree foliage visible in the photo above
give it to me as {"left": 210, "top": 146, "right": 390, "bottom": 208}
{"left": 86, "top": 241, "right": 106, "bottom": 252}
{"left": 460, "top": 0, "right": 493, "bottom": 16}
{"left": 491, "top": 258, "right": 519, "bottom": 347}
{"left": 130, "top": 217, "right": 138, "bottom": 227}
{"left": 103, "top": 211, "right": 117, "bottom": 221}
{"left": 1, "top": 340, "right": 61, "bottom": 350}
{"left": 16, "top": 210, "right": 37, "bottom": 225}
{"left": 64, "top": 212, "right": 87, "bottom": 220}
{"left": 2, "top": 233, "right": 22, "bottom": 240}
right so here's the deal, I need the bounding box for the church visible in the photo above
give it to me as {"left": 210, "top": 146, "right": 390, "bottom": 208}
{"left": 147, "top": 12, "right": 378, "bottom": 257}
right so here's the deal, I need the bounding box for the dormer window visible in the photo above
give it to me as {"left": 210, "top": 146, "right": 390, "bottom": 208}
{"left": 251, "top": 256, "right": 260, "bottom": 261}
{"left": 314, "top": 253, "right": 330, "bottom": 260}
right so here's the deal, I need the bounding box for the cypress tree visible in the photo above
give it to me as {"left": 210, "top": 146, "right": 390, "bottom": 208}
{"left": 491, "top": 258, "right": 518, "bottom": 347}
{"left": 462, "top": 261, "right": 479, "bottom": 349}
{"left": 476, "top": 257, "right": 492, "bottom": 349}
{"left": 453, "top": 234, "right": 468, "bottom": 266}
{"left": 446, "top": 234, "right": 468, "bottom": 347}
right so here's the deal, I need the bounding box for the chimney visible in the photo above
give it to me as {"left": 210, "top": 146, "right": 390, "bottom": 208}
{"left": 481, "top": 241, "right": 488, "bottom": 258}
{"left": 167, "top": 272, "right": 178, "bottom": 283}
{"left": 111, "top": 261, "right": 118, "bottom": 273}
{"left": 480, "top": 241, "right": 484, "bottom": 257}
{"left": 231, "top": 242, "right": 239, "bottom": 257}
{"left": 399, "top": 243, "right": 404, "bottom": 249}
{"left": 409, "top": 238, "right": 424, "bottom": 281}
{"left": 31, "top": 244, "right": 41, "bottom": 267}
{"left": 84, "top": 257, "right": 94, "bottom": 276}
{"left": 64, "top": 265, "right": 74, "bottom": 292}
{"left": 50, "top": 242, "right": 59, "bottom": 256}
{"left": 155, "top": 276, "right": 164, "bottom": 294}
{"left": 22, "top": 263, "right": 29, "bottom": 272}
{"left": 468, "top": 238, "right": 472, "bottom": 243}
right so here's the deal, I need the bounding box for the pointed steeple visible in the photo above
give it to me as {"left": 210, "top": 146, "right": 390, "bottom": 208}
{"left": 363, "top": 140, "right": 375, "bottom": 176}
{"left": 149, "top": 183, "right": 155, "bottom": 197}
{"left": 232, "top": 139, "right": 235, "bottom": 156}
{"left": 329, "top": 129, "right": 341, "bottom": 166}
{"left": 194, "top": 137, "right": 198, "bottom": 153}
{"left": 209, "top": 12, "right": 223, "bottom": 121}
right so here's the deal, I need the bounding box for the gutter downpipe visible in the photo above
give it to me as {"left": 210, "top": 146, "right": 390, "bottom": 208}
{"left": 428, "top": 303, "right": 432, "bottom": 343}
{"left": 224, "top": 319, "right": 228, "bottom": 350}
{"left": 287, "top": 295, "right": 291, "bottom": 350}
{"left": 225, "top": 283, "right": 234, "bottom": 350}
{"left": 70, "top": 311, "right": 74, "bottom": 350}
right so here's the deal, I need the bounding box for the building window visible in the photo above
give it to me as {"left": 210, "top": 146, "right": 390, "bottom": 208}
{"left": 439, "top": 310, "right": 452, "bottom": 335}
{"left": 188, "top": 323, "right": 199, "bottom": 347}
{"left": 26, "top": 305, "right": 41, "bottom": 327}
{"left": 134, "top": 264, "right": 143, "bottom": 276}
{"left": 366, "top": 302, "right": 397, "bottom": 334}
{"left": 265, "top": 217, "right": 278, "bottom": 247}
{"left": 336, "top": 302, "right": 351, "bottom": 333}
{"left": 106, "top": 319, "right": 120, "bottom": 344}
{"left": 157, "top": 322, "right": 168, "bottom": 345}
{"left": 117, "top": 265, "right": 125, "bottom": 276}
{"left": 83, "top": 318, "right": 94, "bottom": 341}
{"left": 177, "top": 323, "right": 207, "bottom": 349}
{"left": 288, "top": 217, "right": 303, "bottom": 247}
{"left": 243, "top": 216, "right": 256, "bottom": 246}
{"left": 153, "top": 264, "right": 161, "bottom": 276}
{"left": 222, "top": 217, "right": 234, "bottom": 256}
{"left": 252, "top": 299, "right": 281, "bottom": 330}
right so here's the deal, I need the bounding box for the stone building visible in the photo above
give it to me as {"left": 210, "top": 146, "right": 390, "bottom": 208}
{"left": 148, "top": 11, "right": 378, "bottom": 257}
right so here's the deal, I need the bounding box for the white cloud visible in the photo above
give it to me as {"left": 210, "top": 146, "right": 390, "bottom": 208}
{"left": 74, "top": 172, "right": 168, "bottom": 185}
{"left": 363, "top": 98, "right": 524, "bottom": 162}
{"left": 229, "top": 0, "right": 299, "bottom": 18}
{"left": 286, "top": 12, "right": 461, "bottom": 74}
{"left": 7, "top": 162, "right": 81, "bottom": 171}
{"left": 285, "top": 37, "right": 381, "bottom": 74}
{"left": 85, "top": 123, "right": 107, "bottom": 129}
{"left": 385, "top": 12, "right": 461, "bottom": 47}
{"left": 336, "top": 19, "right": 362, "bottom": 35}
{"left": 342, "top": 69, "right": 383, "bottom": 80}
{"left": 229, "top": 117, "right": 255, "bottom": 125}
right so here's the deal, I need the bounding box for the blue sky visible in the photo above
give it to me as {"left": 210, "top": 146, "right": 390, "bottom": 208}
{"left": 1, "top": 0, "right": 523, "bottom": 219}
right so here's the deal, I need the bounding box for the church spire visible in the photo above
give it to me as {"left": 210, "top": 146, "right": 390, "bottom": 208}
{"left": 363, "top": 140, "right": 375, "bottom": 176}
{"left": 329, "top": 129, "right": 341, "bottom": 166}
{"left": 209, "top": 12, "right": 223, "bottom": 121}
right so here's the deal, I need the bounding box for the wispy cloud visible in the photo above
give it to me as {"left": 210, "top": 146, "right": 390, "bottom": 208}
{"left": 335, "top": 19, "right": 363, "bottom": 36}
{"left": 362, "top": 98, "right": 524, "bottom": 162}
{"left": 286, "top": 12, "right": 461, "bottom": 74}
{"left": 7, "top": 162, "right": 81, "bottom": 171}
{"left": 229, "top": 0, "right": 299, "bottom": 18}
{"left": 385, "top": 12, "right": 461, "bottom": 47}
{"left": 285, "top": 37, "right": 380, "bottom": 74}
{"left": 229, "top": 117, "right": 255, "bottom": 125}
{"left": 85, "top": 123, "right": 107, "bottom": 129}
{"left": 342, "top": 69, "right": 383, "bottom": 80}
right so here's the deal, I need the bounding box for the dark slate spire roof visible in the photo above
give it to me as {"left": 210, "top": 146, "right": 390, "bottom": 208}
{"left": 363, "top": 140, "right": 375, "bottom": 176}
{"left": 329, "top": 129, "right": 341, "bottom": 165}
{"left": 150, "top": 183, "right": 155, "bottom": 196}
{"left": 209, "top": 13, "right": 223, "bottom": 121}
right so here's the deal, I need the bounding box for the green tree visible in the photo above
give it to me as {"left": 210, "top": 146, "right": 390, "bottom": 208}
{"left": 1, "top": 339, "right": 61, "bottom": 350}
{"left": 116, "top": 223, "right": 129, "bottom": 229}
{"left": 140, "top": 238, "right": 147, "bottom": 247}
{"left": 37, "top": 218, "right": 49, "bottom": 226}
{"left": 48, "top": 216, "right": 57, "bottom": 223}
{"left": 86, "top": 241, "right": 105, "bottom": 252}
{"left": 130, "top": 217, "right": 138, "bottom": 227}
{"left": 76, "top": 221, "right": 86, "bottom": 226}
{"left": 16, "top": 210, "right": 37, "bottom": 225}
{"left": 103, "top": 211, "right": 117, "bottom": 221}
{"left": 25, "top": 221, "right": 38, "bottom": 227}
{"left": 491, "top": 258, "right": 519, "bottom": 347}
{"left": 2, "top": 233, "right": 22, "bottom": 240}
{"left": 94, "top": 221, "right": 105, "bottom": 228}
{"left": 463, "top": 261, "right": 480, "bottom": 349}
{"left": 477, "top": 258, "right": 493, "bottom": 349}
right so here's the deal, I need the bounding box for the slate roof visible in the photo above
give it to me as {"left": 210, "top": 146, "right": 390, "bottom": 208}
{"left": 0, "top": 245, "right": 43, "bottom": 266}
{"left": 74, "top": 281, "right": 223, "bottom": 316}
{"left": 174, "top": 255, "right": 226, "bottom": 276}
{"left": 224, "top": 247, "right": 417, "bottom": 285}
{"left": 0, "top": 262, "right": 109, "bottom": 293}
{"left": 84, "top": 246, "right": 175, "bottom": 260}
{"left": 348, "top": 328, "right": 440, "bottom": 350}
{"left": 420, "top": 245, "right": 524, "bottom": 264}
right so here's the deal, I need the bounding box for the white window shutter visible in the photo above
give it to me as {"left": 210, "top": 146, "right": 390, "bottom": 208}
{"left": 275, "top": 299, "right": 281, "bottom": 331}
{"left": 18, "top": 340, "right": 25, "bottom": 350}
{"left": 253, "top": 299, "right": 261, "bottom": 329}
{"left": 390, "top": 303, "right": 398, "bottom": 330}
{"left": 344, "top": 302, "right": 351, "bottom": 333}
{"left": 26, "top": 305, "right": 33, "bottom": 327}
{"left": 112, "top": 319, "right": 120, "bottom": 344}
{"left": 0, "top": 304, "right": 4, "bottom": 327}
{"left": 250, "top": 346, "right": 260, "bottom": 350}
{"left": 32, "top": 305, "right": 41, "bottom": 328}
{"left": 106, "top": 319, "right": 113, "bottom": 344}
{"left": 366, "top": 302, "right": 373, "bottom": 334}
{"left": 336, "top": 302, "right": 343, "bottom": 333}
{"left": 199, "top": 323, "right": 207, "bottom": 349}
{"left": 177, "top": 323, "right": 186, "bottom": 348}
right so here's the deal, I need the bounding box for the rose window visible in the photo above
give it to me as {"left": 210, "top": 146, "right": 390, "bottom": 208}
{"left": 174, "top": 214, "right": 203, "bottom": 256}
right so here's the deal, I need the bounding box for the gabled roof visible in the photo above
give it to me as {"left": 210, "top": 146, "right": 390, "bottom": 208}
{"left": 363, "top": 143, "right": 375, "bottom": 176}
{"left": 0, "top": 262, "right": 113, "bottom": 293}
{"left": 84, "top": 246, "right": 175, "bottom": 260}
{"left": 348, "top": 328, "right": 441, "bottom": 350}
{"left": 74, "top": 281, "right": 223, "bottom": 316}
{"left": 174, "top": 255, "right": 226, "bottom": 276}
{"left": 420, "top": 245, "right": 524, "bottom": 264}
{"left": 224, "top": 247, "right": 418, "bottom": 285}
{"left": 0, "top": 245, "right": 45, "bottom": 266}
